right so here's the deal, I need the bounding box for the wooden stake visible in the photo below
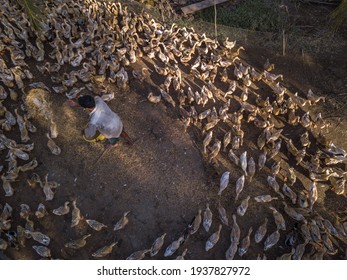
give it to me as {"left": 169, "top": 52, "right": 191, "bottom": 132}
{"left": 282, "top": 29, "right": 286, "bottom": 56}
{"left": 214, "top": 0, "right": 217, "bottom": 39}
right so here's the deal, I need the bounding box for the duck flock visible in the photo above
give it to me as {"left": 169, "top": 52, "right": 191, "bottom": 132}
{"left": 0, "top": 0, "right": 347, "bottom": 259}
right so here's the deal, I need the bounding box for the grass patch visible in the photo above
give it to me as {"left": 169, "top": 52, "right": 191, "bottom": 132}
{"left": 331, "top": 0, "right": 347, "bottom": 32}
{"left": 195, "top": 0, "right": 285, "bottom": 32}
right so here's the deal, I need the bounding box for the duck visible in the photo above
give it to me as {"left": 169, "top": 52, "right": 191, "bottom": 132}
{"left": 238, "top": 227, "right": 253, "bottom": 256}
{"left": 217, "top": 202, "right": 229, "bottom": 226}
{"left": 254, "top": 195, "right": 278, "bottom": 203}
{"left": 126, "top": 249, "right": 151, "bottom": 260}
{"left": 92, "top": 242, "right": 117, "bottom": 258}
{"left": 237, "top": 196, "right": 250, "bottom": 216}
{"left": 264, "top": 230, "right": 280, "bottom": 251}
{"left": 306, "top": 89, "right": 325, "bottom": 104}
{"left": 113, "top": 211, "right": 130, "bottom": 231}
{"left": 263, "top": 70, "right": 283, "bottom": 81}
{"left": 235, "top": 175, "right": 245, "bottom": 202}
{"left": 25, "top": 230, "right": 50, "bottom": 246}
{"left": 41, "top": 174, "right": 59, "bottom": 201}
{"left": 175, "top": 248, "right": 188, "bottom": 260}
{"left": 258, "top": 150, "right": 267, "bottom": 170}
{"left": 64, "top": 234, "right": 91, "bottom": 249}
{"left": 46, "top": 133, "right": 61, "bottom": 155}
{"left": 188, "top": 209, "right": 202, "bottom": 235}
{"left": 32, "top": 245, "right": 51, "bottom": 258}
{"left": 218, "top": 171, "right": 230, "bottom": 196}
{"left": 234, "top": 65, "right": 243, "bottom": 80}
{"left": 283, "top": 202, "right": 306, "bottom": 222}
{"left": 205, "top": 224, "right": 222, "bottom": 252}
{"left": 220, "top": 68, "right": 228, "bottom": 83}
{"left": 150, "top": 233, "right": 166, "bottom": 257}
{"left": 147, "top": 92, "right": 162, "bottom": 104}
{"left": 164, "top": 236, "right": 184, "bottom": 257}
{"left": 35, "top": 203, "right": 48, "bottom": 219}
{"left": 223, "top": 131, "right": 232, "bottom": 152}
{"left": 239, "top": 151, "right": 248, "bottom": 176}
{"left": 86, "top": 219, "right": 107, "bottom": 231}
{"left": 209, "top": 139, "right": 221, "bottom": 162}
{"left": 52, "top": 201, "right": 70, "bottom": 216}
{"left": 254, "top": 218, "right": 268, "bottom": 243}
{"left": 269, "top": 206, "right": 286, "bottom": 231}
{"left": 263, "top": 58, "right": 275, "bottom": 72}
{"left": 223, "top": 37, "right": 236, "bottom": 50}
{"left": 160, "top": 88, "right": 176, "bottom": 107}
{"left": 282, "top": 183, "right": 297, "bottom": 204}
{"left": 19, "top": 204, "right": 31, "bottom": 219}
{"left": 71, "top": 199, "right": 82, "bottom": 227}
{"left": 250, "top": 67, "right": 262, "bottom": 81}
{"left": 203, "top": 203, "right": 213, "bottom": 232}
{"left": 225, "top": 242, "right": 238, "bottom": 260}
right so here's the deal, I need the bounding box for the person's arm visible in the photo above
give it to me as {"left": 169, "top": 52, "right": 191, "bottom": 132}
{"left": 64, "top": 99, "right": 79, "bottom": 107}
{"left": 84, "top": 123, "right": 97, "bottom": 139}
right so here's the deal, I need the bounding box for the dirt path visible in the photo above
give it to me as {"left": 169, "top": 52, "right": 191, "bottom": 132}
{"left": 5, "top": 81, "right": 215, "bottom": 259}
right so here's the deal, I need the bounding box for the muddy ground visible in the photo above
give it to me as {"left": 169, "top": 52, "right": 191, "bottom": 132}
{"left": 1, "top": 1, "right": 347, "bottom": 260}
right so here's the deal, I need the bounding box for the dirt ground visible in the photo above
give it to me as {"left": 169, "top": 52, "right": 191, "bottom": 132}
{"left": 1, "top": 0, "right": 347, "bottom": 260}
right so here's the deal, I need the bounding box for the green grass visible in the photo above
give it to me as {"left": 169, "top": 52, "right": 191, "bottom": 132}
{"left": 331, "top": 0, "right": 347, "bottom": 31}
{"left": 195, "top": 0, "right": 285, "bottom": 33}
{"left": 16, "top": 0, "right": 44, "bottom": 31}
